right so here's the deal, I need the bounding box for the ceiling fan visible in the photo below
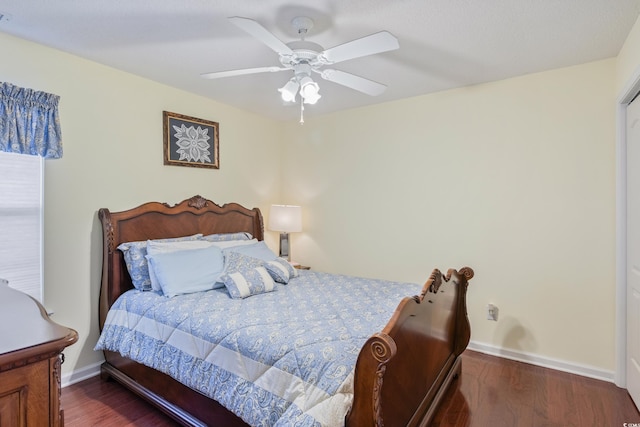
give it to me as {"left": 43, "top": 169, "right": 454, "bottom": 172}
{"left": 201, "top": 16, "right": 399, "bottom": 119}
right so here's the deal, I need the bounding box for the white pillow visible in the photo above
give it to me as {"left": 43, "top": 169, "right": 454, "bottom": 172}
{"left": 145, "top": 245, "right": 224, "bottom": 297}
{"left": 146, "top": 240, "right": 218, "bottom": 291}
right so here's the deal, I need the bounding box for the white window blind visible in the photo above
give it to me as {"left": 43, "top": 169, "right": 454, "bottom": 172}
{"left": 0, "top": 151, "right": 43, "bottom": 302}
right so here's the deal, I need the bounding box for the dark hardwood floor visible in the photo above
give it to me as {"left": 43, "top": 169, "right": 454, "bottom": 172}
{"left": 431, "top": 351, "right": 640, "bottom": 427}
{"left": 61, "top": 350, "right": 640, "bottom": 427}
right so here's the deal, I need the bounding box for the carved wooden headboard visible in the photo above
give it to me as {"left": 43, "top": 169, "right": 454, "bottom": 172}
{"left": 98, "top": 195, "right": 264, "bottom": 329}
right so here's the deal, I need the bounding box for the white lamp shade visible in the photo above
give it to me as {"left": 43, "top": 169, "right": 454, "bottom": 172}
{"left": 268, "top": 205, "right": 302, "bottom": 232}
{"left": 299, "top": 77, "right": 321, "bottom": 105}
{"left": 278, "top": 79, "right": 299, "bottom": 103}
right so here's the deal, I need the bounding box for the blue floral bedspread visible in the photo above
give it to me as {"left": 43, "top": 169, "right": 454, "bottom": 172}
{"left": 95, "top": 270, "right": 420, "bottom": 427}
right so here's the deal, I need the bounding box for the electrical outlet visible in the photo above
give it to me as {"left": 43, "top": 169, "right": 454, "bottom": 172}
{"left": 486, "top": 304, "right": 499, "bottom": 321}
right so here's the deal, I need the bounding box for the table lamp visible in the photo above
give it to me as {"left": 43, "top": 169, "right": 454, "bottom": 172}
{"left": 268, "top": 205, "right": 302, "bottom": 261}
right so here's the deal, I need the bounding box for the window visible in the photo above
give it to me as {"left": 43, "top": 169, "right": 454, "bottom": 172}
{"left": 0, "top": 82, "right": 62, "bottom": 302}
{"left": 0, "top": 151, "right": 43, "bottom": 301}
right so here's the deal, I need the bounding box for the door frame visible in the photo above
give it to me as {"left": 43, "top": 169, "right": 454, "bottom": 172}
{"left": 616, "top": 65, "right": 640, "bottom": 387}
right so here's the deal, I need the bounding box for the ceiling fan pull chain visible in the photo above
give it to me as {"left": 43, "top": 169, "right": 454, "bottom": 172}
{"left": 299, "top": 98, "right": 305, "bottom": 125}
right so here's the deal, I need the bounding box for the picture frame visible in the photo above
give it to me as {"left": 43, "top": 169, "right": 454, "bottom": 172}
{"left": 163, "top": 111, "right": 219, "bottom": 169}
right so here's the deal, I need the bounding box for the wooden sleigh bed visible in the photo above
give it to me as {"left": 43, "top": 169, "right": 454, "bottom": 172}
{"left": 97, "top": 195, "right": 474, "bottom": 427}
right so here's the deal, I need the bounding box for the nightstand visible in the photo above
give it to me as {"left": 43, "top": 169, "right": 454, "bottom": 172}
{"left": 294, "top": 265, "right": 310, "bottom": 270}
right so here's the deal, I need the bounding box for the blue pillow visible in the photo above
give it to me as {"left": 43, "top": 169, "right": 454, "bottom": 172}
{"left": 146, "top": 240, "right": 218, "bottom": 292}
{"left": 221, "top": 266, "right": 276, "bottom": 299}
{"left": 117, "top": 234, "right": 202, "bottom": 291}
{"left": 224, "top": 241, "right": 277, "bottom": 261}
{"left": 264, "top": 258, "right": 298, "bottom": 284}
{"left": 202, "top": 232, "right": 253, "bottom": 242}
{"left": 146, "top": 245, "right": 224, "bottom": 297}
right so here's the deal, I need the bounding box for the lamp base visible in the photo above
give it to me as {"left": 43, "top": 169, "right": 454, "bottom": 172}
{"left": 279, "top": 232, "right": 290, "bottom": 261}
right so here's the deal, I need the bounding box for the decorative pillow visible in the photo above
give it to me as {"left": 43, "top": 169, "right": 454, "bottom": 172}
{"left": 222, "top": 250, "right": 298, "bottom": 284}
{"left": 202, "top": 232, "right": 253, "bottom": 242}
{"left": 221, "top": 266, "right": 275, "bottom": 299}
{"left": 146, "top": 240, "right": 218, "bottom": 291}
{"left": 146, "top": 245, "right": 224, "bottom": 297}
{"left": 224, "top": 240, "right": 278, "bottom": 261}
{"left": 222, "top": 250, "right": 265, "bottom": 273}
{"left": 264, "top": 257, "right": 298, "bottom": 284}
{"left": 117, "top": 234, "right": 202, "bottom": 291}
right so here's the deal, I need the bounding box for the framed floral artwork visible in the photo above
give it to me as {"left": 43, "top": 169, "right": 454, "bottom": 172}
{"left": 162, "top": 111, "right": 219, "bottom": 169}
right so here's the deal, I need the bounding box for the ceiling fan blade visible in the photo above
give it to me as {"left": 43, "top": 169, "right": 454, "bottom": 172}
{"left": 320, "top": 31, "right": 399, "bottom": 64}
{"left": 319, "top": 69, "right": 387, "bottom": 96}
{"left": 200, "top": 66, "right": 287, "bottom": 79}
{"left": 229, "top": 16, "right": 294, "bottom": 55}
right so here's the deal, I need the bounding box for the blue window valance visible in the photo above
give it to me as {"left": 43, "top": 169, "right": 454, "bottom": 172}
{"left": 0, "top": 82, "right": 63, "bottom": 159}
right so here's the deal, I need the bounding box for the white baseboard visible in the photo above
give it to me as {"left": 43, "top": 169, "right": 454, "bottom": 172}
{"left": 61, "top": 361, "right": 102, "bottom": 388}
{"left": 467, "top": 340, "right": 616, "bottom": 383}
{"left": 61, "top": 343, "right": 617, "bottom": 389}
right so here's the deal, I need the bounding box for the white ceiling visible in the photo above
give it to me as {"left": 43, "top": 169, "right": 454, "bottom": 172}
{"left": 1, "top": 0, "right": 639, "bottom": 121}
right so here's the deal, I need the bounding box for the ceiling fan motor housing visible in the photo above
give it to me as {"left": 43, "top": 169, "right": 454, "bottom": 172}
{"left": 291, "top": 16, "right": 314, "bottom": 38}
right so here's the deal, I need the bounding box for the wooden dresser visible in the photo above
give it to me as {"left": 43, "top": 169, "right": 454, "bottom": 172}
{"left": 0, "top": 282, "right": 78, "bottom": 427}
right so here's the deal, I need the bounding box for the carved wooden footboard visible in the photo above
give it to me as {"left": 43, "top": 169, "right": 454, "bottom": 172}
{"left": 98, "top": 195, "right": 473, "bottom": 427}
{"left": 346, "top": 267, "right": 473, "bottom": 427}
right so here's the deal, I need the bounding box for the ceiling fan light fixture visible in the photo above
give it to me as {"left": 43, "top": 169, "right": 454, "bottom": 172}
{"left": 299, "top": 76, "right": 321, "bottom": 105}
{"left": 278, "top": 79, "right": 299, "bottom": 102}
{"left": 302, "top": 90, "right": 321, "bottom": 105}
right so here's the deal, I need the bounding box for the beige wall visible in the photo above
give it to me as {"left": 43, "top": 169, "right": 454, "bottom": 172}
{"left": 282, "top": 59, "right": 617, "bottom": 371}
{"left": 0, "top": 32, "right": 283, "bottom": 378}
